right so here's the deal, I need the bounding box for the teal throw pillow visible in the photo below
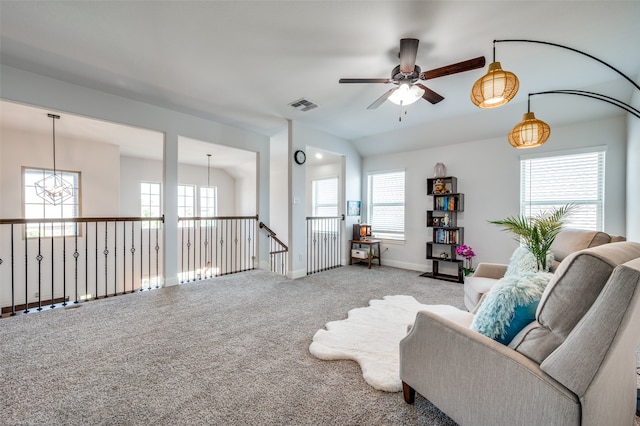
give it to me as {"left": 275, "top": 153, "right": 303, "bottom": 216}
{"left": 496, "top": 301, "right": 538, "bottom": 344}
{"left": 470, "top": 271, "right": 553, "bottom": 344}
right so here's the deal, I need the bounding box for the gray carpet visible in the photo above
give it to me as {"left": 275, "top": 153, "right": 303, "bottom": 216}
{"left": 2, "top": 265, "right": 639, "bottom": 425}
{"left": 2, "top": 265, "right": 462, "bottom": 425}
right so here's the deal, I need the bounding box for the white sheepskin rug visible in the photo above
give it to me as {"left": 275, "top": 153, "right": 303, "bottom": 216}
{"left": 309, "top": 295, "right": 457, "bottom": 392}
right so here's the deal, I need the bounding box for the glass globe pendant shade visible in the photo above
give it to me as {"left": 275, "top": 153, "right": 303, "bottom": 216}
{"left": 470, "top": 62, "right": 519, "bottom": 108}
{"left": 508, "top": 112, "right": 551, "bottom": 149}
{"left": 388, "top": 84, "right": 425, "bottom": 106}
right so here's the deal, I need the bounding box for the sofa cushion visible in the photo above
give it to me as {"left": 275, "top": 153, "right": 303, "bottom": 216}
{"left": 511, "top": 242, "right": 640, "bottom": 364}
{"left": 550, "top": 229, "right": 610, "bottom": 270}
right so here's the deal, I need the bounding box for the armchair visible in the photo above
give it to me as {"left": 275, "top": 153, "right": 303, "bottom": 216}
{"left": 464, "top": 228, "right": 622, "bottom": 311}
{"left": 400, "top": 242, "right": 640, "bottom": 426}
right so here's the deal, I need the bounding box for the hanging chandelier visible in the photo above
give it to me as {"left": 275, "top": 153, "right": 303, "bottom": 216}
{"left": 34, "top": 114, "right": 74, "bottom": 205}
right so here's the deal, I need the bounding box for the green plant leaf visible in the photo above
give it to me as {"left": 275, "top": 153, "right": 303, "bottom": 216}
{"left": 488, "top": 203, "right": 577, "bottom": 271}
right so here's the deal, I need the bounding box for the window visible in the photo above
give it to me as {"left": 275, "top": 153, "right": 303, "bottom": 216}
{"left": 520, "top": 149, "right": 605, "bottom": 231}
{"left": 367, "top": 170, "right": 405, "bottom": 239}
{"left": 312, "top": 177, "right": 338, "bottom": 217}
{"left": 178, "top": 184, "right": 195, "bottom": 227}
{"left": 141, "top": 182, "right": 161, "bottom": 229}
{"left": 200, "top": 186, "right": 217, "bottom": 217}
{"left": 23, "top": 168, "right": 81, "bottom": 237}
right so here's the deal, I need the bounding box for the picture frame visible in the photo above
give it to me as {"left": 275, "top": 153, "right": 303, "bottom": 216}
{"left": 347, "top": 200, "right": 361, "bottom": 216}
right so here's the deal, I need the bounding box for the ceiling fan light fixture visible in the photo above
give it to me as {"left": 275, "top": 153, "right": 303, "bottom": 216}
{"left": 470, "top": 62, "right": 519, "bottom": 108}
{"left": 388, "top": 84, "right": 425, "bottom": 106}
{"left": 508, "top": 111, "right": 550, "bottom": 148}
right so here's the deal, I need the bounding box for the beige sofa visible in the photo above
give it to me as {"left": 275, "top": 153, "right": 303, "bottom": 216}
{"left": 400, "top": 241, "right": 640, "bottom": 426}
{"left": 463, "top": 229, "right": 625, "bottom": 311}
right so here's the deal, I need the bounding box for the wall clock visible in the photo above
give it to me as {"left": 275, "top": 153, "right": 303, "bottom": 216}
{"left": 294, "top": 150, "right": 306, "bottom": 165}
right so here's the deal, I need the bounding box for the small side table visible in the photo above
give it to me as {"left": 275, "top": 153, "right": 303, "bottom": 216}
{"left": 349, "top": 239, "right": 382, "bottom": 269}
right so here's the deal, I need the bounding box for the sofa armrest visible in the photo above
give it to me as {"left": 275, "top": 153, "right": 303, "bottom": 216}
{"left": 472, "top": 262, "right": 508, "bottom": 279}
{"left": 399, "top": 309, "right": 578, "bottom": 426}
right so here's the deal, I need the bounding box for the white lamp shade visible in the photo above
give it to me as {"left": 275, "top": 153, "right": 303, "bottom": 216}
{"left": 388, "top": 84, "right": 425, "bottom": 106}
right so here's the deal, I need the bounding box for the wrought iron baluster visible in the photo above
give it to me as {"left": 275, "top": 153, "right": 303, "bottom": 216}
{"left": 74, "top": 223, "right": 79, "bottom": 304}
{"left": 131, "top": 222, "right": 136, "bottom": 292}
{"left": 50, "top": 222, "right": 55, "bottom": 309}
{"left": 85, "top": 222, "right": 89, "bottom": 301}
{"left": 123, "top": 221, "right": 127, "bottom": 293}
{"left": 10, "top": 224, "right": 15, "bottom": 316}
{"left": 36, "top": 224, "right": 44, "bottom": 311}
{"left": 61, "top": 221, "right": 67, "bottom": 306}
{"left": 24, "top": 226, "right": 29, "bottom": 314}
{"left": 155, "top": 222, "right": 160, "bottom": 288}
{"left": 113, "top": 221, "right": 117, "bottom": 296}
{"left": 140, "top": 221, "right": 144, "bottom": 290}
{"left": 103, "top": 222, "right": 109, "bottom": 297}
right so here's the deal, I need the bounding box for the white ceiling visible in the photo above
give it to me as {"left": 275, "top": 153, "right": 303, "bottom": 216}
{"left": 1, "top": 1, "right": 639, "bottom": 160}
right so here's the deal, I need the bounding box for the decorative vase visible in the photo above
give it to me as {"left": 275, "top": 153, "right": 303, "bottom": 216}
{"left": 434, "top": 162, "right": 446, "bottom": 177}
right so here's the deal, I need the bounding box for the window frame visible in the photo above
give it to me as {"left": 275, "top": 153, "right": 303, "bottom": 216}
{"left": 140, "top": 181, "right": 162, "bottom": 229}
{"left": 311, "top": 177, "right": 339, "bottom": 217}
{"left": 520, "top": 147, "right": 606, "bottom": 231}
{"left": 178, "top": 184, "right": 196, "bottom": 228}
{"left": 366, "top": 169, "right": 406, "bottom": 240}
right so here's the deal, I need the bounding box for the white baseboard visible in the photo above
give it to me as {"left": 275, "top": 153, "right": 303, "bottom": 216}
{"left": 377, "top": 258, "right": 430, "bottom": 273}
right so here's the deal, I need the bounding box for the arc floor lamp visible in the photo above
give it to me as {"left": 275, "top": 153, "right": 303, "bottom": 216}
{"left": 470, "top": 39, "right": 640, "bottom": 148}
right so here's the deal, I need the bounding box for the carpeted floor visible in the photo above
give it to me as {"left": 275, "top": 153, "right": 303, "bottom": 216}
{"left": 2, "top": 266, "right": 463, "bottom": 425}
{"left": 1, "top": 265, "right": 639, "bottom": 425}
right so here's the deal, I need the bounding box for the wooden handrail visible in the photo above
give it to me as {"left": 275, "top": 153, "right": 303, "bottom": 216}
{"left": 179, "top": 215, "right": 258, "bottom": 221}
{"left": 259, "top": 222, "right": 288, "bottom": 251}
{"left": 305, "top": 214, "right": 345, "bottom": 220}
{"left": 0, "top": 216, "right": 165, "bottom": 225}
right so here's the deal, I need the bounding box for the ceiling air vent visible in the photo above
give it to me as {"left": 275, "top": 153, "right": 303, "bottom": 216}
{"left": 289, "top": 98, "right": 318, "bottom": 112}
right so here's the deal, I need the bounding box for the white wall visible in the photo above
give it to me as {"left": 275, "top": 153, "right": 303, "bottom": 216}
{"left": 1, "top": 126, "right": 121, "bottom": 218}
{"left": 289, "top": 121, "right": 361, "bottom": 278}
{"left": 270, "top": 128, "right": 289, "bottom": 242}
{"left": 234, "top": 168, "right": 256, "bottom": 216}
{"left": 626, "top": 80, "right": 640, "bottom": 242}
{"left": 361, "top": 115, "right": 629, "bottom": 272}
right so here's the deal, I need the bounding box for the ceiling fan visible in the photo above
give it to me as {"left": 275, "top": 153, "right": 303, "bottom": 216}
{"left": 339, "top": 38, "right": 486, "bottom": 110}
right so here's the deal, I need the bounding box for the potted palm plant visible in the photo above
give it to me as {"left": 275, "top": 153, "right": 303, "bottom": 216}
{"left": 489, "top": 204, "right": 576, "bottom": 271}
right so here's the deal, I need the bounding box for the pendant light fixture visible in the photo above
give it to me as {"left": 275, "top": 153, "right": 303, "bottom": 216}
{"left": 509, "top": 90, "right": 640, "bottom": 149}
{"left": 34, "top": 114, "right": 74, "bottom": 205}
{"left": 508, "top": 94, "right": 550, "bottom": 149}
{"left": 470, "top": 40, "right": 519, "bottom": 108}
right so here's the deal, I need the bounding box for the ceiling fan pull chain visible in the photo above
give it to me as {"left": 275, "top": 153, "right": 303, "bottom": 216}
{"left": 399, "top": 101, "right": 403, "bottom": 122}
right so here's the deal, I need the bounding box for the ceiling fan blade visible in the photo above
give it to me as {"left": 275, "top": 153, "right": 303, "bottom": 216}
{"left": 367, "top": 88, "right": 397, "bottom": 109}
{"left": 419, "top": 56, "right": 486, "bottom": 80}
{"left": 399, "top": 38, "right": 419, "bottom": 74}
{"left": 416, "top": 84, "right": 445, "bottom": 104}
{"left": 339, "top": 78, "right": 392, "bottom": 84}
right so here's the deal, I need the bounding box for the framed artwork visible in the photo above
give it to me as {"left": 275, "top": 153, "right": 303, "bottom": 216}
{"left": 347, "top": 200, "right": 361, "bottom": 216}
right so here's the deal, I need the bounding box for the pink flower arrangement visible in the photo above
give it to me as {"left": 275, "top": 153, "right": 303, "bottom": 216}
{"left": 456, "top": 245, "right": 476, "bottom": 276}
{"left": 456, "top": 244, "right": 476, "bottom": 260}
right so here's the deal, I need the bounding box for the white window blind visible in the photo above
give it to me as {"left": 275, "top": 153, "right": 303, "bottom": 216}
{"left": 312, "top": 177, "right": 338, "bottom": 217}
{"left": 520, "top": 150, "right": 605, "bottom": 231}
{"left": 367, "top": 170, "right": 405, "bottom": 239}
